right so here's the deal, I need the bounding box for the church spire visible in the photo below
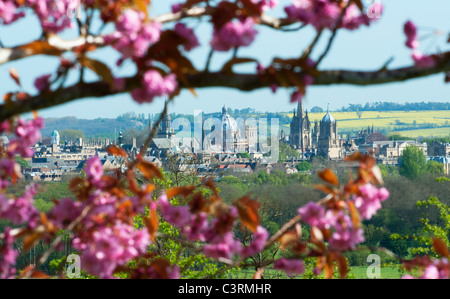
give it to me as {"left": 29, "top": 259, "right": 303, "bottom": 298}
{"left": 297, "top": 98, "right": 304, "bottom": 119}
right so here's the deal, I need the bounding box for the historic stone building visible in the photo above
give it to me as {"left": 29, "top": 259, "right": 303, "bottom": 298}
{"left": 427, "top": 141, "right": 450, "bottom": 157}
{"left": 317, "top": 110, "right": 343, "bottom": 159}
{"left": 289, "top": 100, "right": 312, "bottom": 152}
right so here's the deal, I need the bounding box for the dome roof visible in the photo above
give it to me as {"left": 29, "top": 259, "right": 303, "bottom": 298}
{"left": 51, "top": 130, "right": 60, "bottom": 136}
{"left": 321, "top": 111, "right": 335, "bottom": 123}
{"left": 222, "top": 113, "right": 239, "bottom": 133}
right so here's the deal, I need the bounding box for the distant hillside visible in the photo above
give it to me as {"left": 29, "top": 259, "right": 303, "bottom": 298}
{"left": 41, "top": 116, "right": 149, "bottom": 139}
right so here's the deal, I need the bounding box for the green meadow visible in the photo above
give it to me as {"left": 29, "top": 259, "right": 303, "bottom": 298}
{"left": 282, "top": 110, "right": 450, "bottom": 138}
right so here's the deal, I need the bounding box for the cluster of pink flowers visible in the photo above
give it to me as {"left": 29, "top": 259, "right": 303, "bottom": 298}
{"left": 0, "top": 117, "right": 44, "bottom": 278}
{"left": 211, "top": 17, "right": 258, "bottom": 52}
{"left": 0, "top": 0, "right": 25, "bottom": 24}
{"left": 273, "top": 258, "right": 305, "bottom": 276}
{"left": 46, "top": 155, "right": 156, "bottom": 278}
{"left": 0, "top": 184, "right": 39, "bottom": 227}
{"left": 73, "top": 222, "right": 150, "bottom": 278}
{"left": 403, "top": 20, "right": 436, "bottom": 68}
{"left": 174, "top": 23, "right": 200, "bottom": 52}
{"left": 34, "top": 74, "right": 52, "bottom": 93}
{"left": 131, "top": 70, "right": 178, "bottom": 104}
{"left": 0, "top": 117, "right": 44, "bottom": 190}
{"left": 249, "top": 0, "right": 279, "bottom": 13}
{"left": 350, "top": 183, "right": 389, "bottom": 220}
{"left": 26, "top": 0, "right": 75, "bottom": 33}
{"left": 284, "top": 0, "right": 381, "bottom": 31}
{"left": 403, "top": 257, "right": 450, "bottom": 279}
{"left": 298, "top": 201, "right": 364, "bottom": 252}
{"left": 107, "top": 9, "right": 162, "bottom": 60}
{"left": 0, "top": 228, "right": 18, "bottom": 279}
{"left": 158, "top": 193, "right": 269, "bottom": 260}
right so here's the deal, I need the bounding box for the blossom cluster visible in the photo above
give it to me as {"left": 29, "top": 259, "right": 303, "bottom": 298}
{"left": 403, "top": 256, "right": 450, "bottom": 279}
{"left": 403, "top": 20, "right": 436, "bottom": 68}
{"left": 0, "top": 0, "right": 25, "bottom": 25}
{"left": 0, "top": 117, "right": 44, "bottom": 277}
{"left": 211, "top": 17, "right": 258, "bottom": 52}
{"left": 46, "top": 156, "right": 152, "bottom": 278}
{"left": 158, "top": 194, "right": 269, "bottom": 261}
{"left": 0, "top": 117, "right": 43, "bottom": 190}
{"left": 106, "top": 9, "right": 162, "bottom": 60}
{"left": 1, "top": 0, "right": 76, "bottom": 32}
{"left": 130, "top": 70, "right": 178, "bottom": 104}
{"left": 270, "top": 183, "right": 390, "bottom": 277}
{"left": 284, "top": 0, "right": 382, "bottom": 31}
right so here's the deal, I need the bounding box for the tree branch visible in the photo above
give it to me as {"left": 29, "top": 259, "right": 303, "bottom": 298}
{"left": 2, "top": 55, "right": 450, "bottom": 121}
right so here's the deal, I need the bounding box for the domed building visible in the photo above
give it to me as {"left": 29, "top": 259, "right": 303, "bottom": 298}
{"left": 51, "top": 130, "right": 60, "bottom": 146}
{"left": 201, "top": 105, "right": 257, "bottom": 153}
{"left": 317, "top": 109, "right": 343, "bottom": 159}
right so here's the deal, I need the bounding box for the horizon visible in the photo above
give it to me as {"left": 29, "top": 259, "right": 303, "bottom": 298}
{"left": 29, "top": 100, "right": 450, "bottom": 120}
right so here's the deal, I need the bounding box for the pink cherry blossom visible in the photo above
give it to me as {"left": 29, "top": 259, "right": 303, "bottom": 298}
{"left": 49, "top": 198, "right": 82, "bottom": 228}
{"left": 27, "top": 0, "right": 74, "bottom": 33}
{"left": 328, "top": 213, "right": 364, "bottom": 251}
{"left": 290, "top": 91, "right": 303, "bottom": 103}
{"left": 351, "top": 184, "right": 389, "bottom": 220}
{"left": 174, "top": 23, "right": 200, "bottom": 51}
{"left": 404, "top": 21, "right": 419, "bottom": 49}
{"left": 0, "top": 0, "right": 25, "bottom": 25}
{"left": 412, "top": 51, "right": 436, "bottom": 68}
{"left": 85, "top": 156, "right": 103, "bottom": 184}
{"left": 34, "top": 74, "right": 52, "bottom": 92}
{"left": 107, "top": 9, "right": 161, "bottom": 59}
{"left": 131, "top": 71, "right": 178, "bottom": 104}
{"left": 76, "top": 223, "right": 150, "bottom": 278}
{"left": 158, "top": 193, "right": 191, "bottom": 228}
{"left": 298, "top": 201, "right": 326, "bottom": 227}
{"left": 183, "top": 212, "right": 209, "bottom": 242}
{"left": 274, "top": 258, "right": 305, "bottom": 276}
{"left": 240, "top": 226, "right": 269, "bottom": 258}
{"left": 0, "top": 184, "right": 39, "bottom": 226}
{"left": 285, "top": 0, "right": 378, "bottom": 31}
{"left": 0, "top": 227, "right": 18, "bottom": 279}
{"left": 210, "top": 18, "right": 258, "bottom": 52}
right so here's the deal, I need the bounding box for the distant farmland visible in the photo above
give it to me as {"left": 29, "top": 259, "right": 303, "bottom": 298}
{"left": 282, "top": 110, "right": 450, "bottom": 138}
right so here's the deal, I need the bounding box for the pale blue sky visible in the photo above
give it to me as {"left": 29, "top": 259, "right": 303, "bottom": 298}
{"left": 1, "top": 0, "right": 450, "bottom": 119}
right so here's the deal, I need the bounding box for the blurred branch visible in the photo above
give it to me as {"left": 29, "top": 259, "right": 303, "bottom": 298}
{"left": 2, "top": 54, "right": 450, "bottom": 121}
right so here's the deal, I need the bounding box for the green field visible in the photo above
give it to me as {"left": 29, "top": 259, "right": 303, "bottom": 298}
{"left": 228, "top": 266, "right": 404, "bottom": 279}
{"left": 283, "top": 110, "right": 450, "bottom": 138}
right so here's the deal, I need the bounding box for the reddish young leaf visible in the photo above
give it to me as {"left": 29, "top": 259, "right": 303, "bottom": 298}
{"left": 23, "top": 231, "right": 42, "bottom": 253}
{"left": 336, "top": 254, "right": 348, "bottom": 279}
{"left": 20, "top": 265, "right": 50, "bottom": 279}
{"left": 133, "top": 0, "right": 149, "bottom": 19}
{"left": 233, "top": 196, "right": 260, "bottom": 232}
{"left": 347, "top": 200, "right": 361, "bottom": 228}
{"left": 314, "top": 184, "right": 336, "bottom": 194}
{"left": 276, "top": 230, "right": 299, "bottom": 250}
{"left": 144, "top": 207, "right": 159, "bottom": 242}
{"left": 432, "top": 238, "right": 450, "bottom": 257}
{"left": 166, "top": 186, "right": 196, "bottom": 199}
{"left": 318, "top": 169, "right": 339, "bottom": 187}
{"left": 324, "top": 253, "right": 335, "bottom": 279}
{"left": 106, "top": 145, "right": 128, "bottom": 158}
{"left": 9, "top": 68, "right": 21, "bottom": 86}
{"left": 79, "top": 56, "right": 114, "bottom": 86}
{"left": 136, "top": 161, "right": 163, "bottom": 180}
